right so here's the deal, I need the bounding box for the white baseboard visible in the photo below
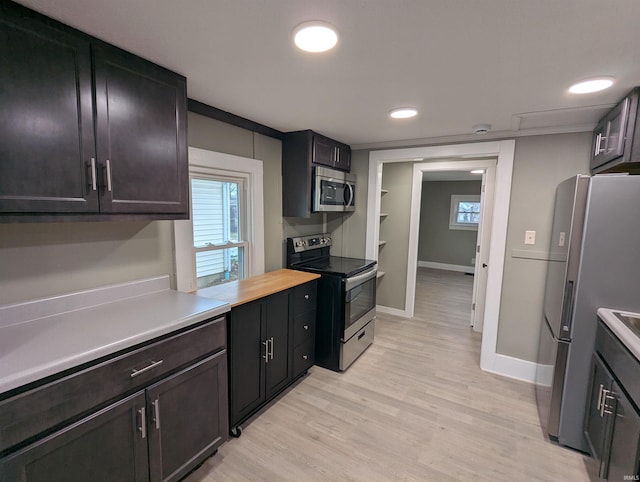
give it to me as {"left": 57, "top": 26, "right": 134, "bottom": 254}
{"left": 482, "top": 353, "right": 550, "bottom": 385}
{"left": 376, "top": 304, "right": 408, "bottom": 318}
{"left": 418, "top": 261, "right": 474, "bottom": 273}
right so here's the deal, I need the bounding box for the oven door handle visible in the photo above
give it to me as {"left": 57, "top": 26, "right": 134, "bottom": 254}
{"left": 344, "top": 266, "right": 378, "bottom": 291}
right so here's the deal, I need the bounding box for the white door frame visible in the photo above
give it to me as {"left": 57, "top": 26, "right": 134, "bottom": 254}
{"left": 366, "top": 140, "right": 515, "bottom": 373}
{"left": 470, "top": 164, "right": 496, "bottom": 332}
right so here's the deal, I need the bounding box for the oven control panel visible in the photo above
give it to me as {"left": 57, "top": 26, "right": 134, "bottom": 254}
{"left": 288, "top": 233, "right": 332, "bottom": 253}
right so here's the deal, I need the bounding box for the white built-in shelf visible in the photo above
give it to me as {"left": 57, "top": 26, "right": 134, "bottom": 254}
{"left": 376, "top": 271, "right": 386, "bottom": 279}
{"left": 378, "top": 240, "right": 387, "bottom": 247}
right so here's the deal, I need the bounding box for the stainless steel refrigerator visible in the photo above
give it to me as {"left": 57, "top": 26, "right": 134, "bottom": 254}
{"left": 536, "top": 174, "right": 640, "bottom": 453}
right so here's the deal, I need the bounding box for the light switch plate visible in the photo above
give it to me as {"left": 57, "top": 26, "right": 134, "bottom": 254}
{"left": 525, "top": 230, "right": 536, "bottom": 245}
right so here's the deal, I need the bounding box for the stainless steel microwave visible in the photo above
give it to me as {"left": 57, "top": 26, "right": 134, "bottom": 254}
{"left": 313, "top": 166, "right": 356, "bottom": 212}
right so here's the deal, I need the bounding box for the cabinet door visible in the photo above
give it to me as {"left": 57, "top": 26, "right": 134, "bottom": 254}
{"left": 585, "top": 354, "right": 614, "bottom": 464}
{"left": 265, "top": 290, "right": 292, "bottom": 398}
{"left": 0, "top": 392, "right": 148, "bottom": 482}
{"left": 146, "top": 352, "right": 228, "bottom": 482}
{"left": 603, "top": 380, "right": 640, "bottom": 482}
{"left": 312, "top": 134, "right": 336, "bottom": 168}
{"left": 229, "top": 300, "right": 266, "bottom": 427}
{"left": 603, "top": 97, "right": 630, "bottom": 161}
{"left": 334, "top": 143, "right": 351, "bottom": 172}
{"left": 93, "top": 43, "right": 188, "bottom": 215}
{"left": 0, "top": 4, "right": 98, "bottom": 214}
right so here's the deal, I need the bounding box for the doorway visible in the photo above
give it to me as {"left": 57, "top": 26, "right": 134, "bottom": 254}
{"left": 417, "top": 168, "right": 495, "bottom": 331}
{"left": 365, "top": 140, "right": 515, "bottom": 374}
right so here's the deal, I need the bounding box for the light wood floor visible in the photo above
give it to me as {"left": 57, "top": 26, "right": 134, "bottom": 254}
{"left": 187, "top": 268, "right": 597, "bottom": 481}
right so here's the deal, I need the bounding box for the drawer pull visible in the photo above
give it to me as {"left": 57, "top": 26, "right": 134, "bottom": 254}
{"left": 304, "top": 294, "right": 309, "bottom": 300}
{"left": 130, "top": 359, "right": 164, "bottom": 378}
{"left": 302, "top": 355, "right": 308, "bottom": 360}
{"left": 303, "top": 324, "right": 309, "bottom": 330}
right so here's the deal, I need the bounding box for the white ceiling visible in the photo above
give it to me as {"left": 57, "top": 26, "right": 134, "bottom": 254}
{"left": 17, "top": 0, "right": 640, "bottom": 148}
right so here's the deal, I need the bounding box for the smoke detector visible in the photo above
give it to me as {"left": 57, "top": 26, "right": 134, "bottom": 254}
{"left": 472, "top": 124, "right": 491, "bottom": 135}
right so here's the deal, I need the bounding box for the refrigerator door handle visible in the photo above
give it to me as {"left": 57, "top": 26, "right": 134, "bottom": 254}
{"left": 560, "top": 280, "right": 575, "bottom": 337}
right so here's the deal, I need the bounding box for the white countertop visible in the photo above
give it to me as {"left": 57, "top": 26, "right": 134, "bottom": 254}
{"left": 597, "top": 307, "right": 640, "bottom": 362}
{"left": 0, "top": 276, "right": 230, "bottom": 395}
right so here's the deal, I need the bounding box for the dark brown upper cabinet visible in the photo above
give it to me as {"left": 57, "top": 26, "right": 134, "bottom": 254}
{"left": 282, "top": 130, "right": 351, "bottom": 217}
{"left": 591, "top": 87, "right": 640, "bottom": 175}
{"left": 0, "top": 1, "right": 188, "bottom": 221}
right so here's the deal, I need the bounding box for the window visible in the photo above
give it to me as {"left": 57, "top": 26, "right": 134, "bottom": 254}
{"left": 192, "top": 177, "right": 246, "bottom": 288}
{"left": 174, "top": 148, "right": 264, "bottom": 292}
{"left": 449, "top": 194, "right": 480, "bottom": 230}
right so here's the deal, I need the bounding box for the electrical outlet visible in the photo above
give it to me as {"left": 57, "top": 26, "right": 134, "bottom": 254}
{"left": 524, "top": 230, "right": 536, "bottom": 245}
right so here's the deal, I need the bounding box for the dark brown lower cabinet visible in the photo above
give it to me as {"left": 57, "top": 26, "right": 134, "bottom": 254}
{"left": 585, "top": 320, "right": 640, "bottom": 480}
{"left": 0, "top": 392, "right": 149, "bottom": 482}
{"left": 0, "top": 352, "right": 227, "bottom": 482}
{"left": 0, "top": 319, "right": 228, "bottom": 482}
{"left": 228, "top": 281, "right": 317, "bottom": 434}
{"left": 229, "top": 291, "right": 291, "bottom": 430}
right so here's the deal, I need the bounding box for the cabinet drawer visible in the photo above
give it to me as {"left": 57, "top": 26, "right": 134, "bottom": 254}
{"left": 293, "top": 311, "right": 316, "bottom": 347}
{"left": 293, "top": 281, "right": 317, "bottom": 316}
{"left": 0, "top": 316, "right": 226, "bottom": 454}
{"left": 293, "top": 339, "right": 314, "bottom": 378}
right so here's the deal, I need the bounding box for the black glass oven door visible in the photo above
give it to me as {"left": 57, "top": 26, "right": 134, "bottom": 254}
{"left": 344, "top": 269, "right": 376, "bottom": 339}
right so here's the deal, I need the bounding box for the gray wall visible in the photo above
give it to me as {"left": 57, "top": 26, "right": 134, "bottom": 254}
{"left": 496, "top": 132, "right": 591, "bottom": 361}
{"left": 376, "top": 162, "right": 414, "bottom": 309}
{"left": 0, "top": 221, "right": 175, "bottom": 306}
{"left": 418, "top": 181, "right": 481, "bottom": 267}
{"left": 346, "top": 131, "right": 591, "bottom": 363}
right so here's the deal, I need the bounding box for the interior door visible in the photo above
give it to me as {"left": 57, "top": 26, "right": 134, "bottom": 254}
{"left": 471, "top": 166, "right": 496, "bottom": 331}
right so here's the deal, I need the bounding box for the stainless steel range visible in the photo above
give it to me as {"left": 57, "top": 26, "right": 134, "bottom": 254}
{"left": 287, "top": 233, "right": 377, "bottom": 371}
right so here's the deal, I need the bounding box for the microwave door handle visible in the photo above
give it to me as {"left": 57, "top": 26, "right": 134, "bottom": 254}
{"left": 345, "top": 183, "right": 354, "bottom": 207}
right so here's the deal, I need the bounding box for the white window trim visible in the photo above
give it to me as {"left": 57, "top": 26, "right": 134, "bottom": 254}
{"left": 174, "top": 147, "right": 264, "bottom": 292}
{"left": 449, "top": 194, "right": 480, "bottom": 231}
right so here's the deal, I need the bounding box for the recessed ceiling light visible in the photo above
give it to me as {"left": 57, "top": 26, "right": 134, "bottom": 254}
{"left": 470, "top": 169, "right": 484, "bottom": 174}
{"left": 569, "top": 77, "right": 614, "bottom": 94}
{"left": 390, "top": 108, "right": 418, "bottom": 119}
{"left": 293, "top": 21, "right": 338, "bottom": 53}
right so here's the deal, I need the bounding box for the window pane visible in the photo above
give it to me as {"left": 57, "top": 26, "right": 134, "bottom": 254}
{"left": 196, "top": 247, "right": 244, "bottom": 288}
{"left": 191, "top": 178, "right": 240, "bottom": 248}
{"left": 456, "top": 201, "right": 480, "bottom": 224}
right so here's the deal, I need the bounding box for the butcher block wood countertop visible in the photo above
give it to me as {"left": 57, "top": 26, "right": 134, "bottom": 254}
{"left": 196, "top": 269, "right": 320, "bottom": 308}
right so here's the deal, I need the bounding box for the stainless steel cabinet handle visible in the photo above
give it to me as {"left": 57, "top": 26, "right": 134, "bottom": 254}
{"left": 138, "top": 407, "right": 147, "bottom": 439}
{"left": 105, "top": 159, "right": 112, "bottom": 192}
{"left": 269, "top": 337, "right": 274, "bottom": 360}
{"left": 263, "top": 340, "right": 269, "bottom": 363}
{"left": 89, "top": 158, "right": 97, "bottom": 191}
{"left": 304, "top": 294, "right": 309, "bottom": 300}
{"left": 597, "top": 384, "right": 604, "bottom": 411}
{"left": 603, "top": 392, "right": 616, "bottom": 415}
{"left": 152, "top": 399, "right": 161, "bottom": 430}
{"left": 130, "top": 359, "right": 164, "bottom": 378}
{"left": 302, "top": 355, "right": 308, "bottom": 360}
{"left": 303, "top": 324, "right": 309, "bottom": 330}
{"left": 600, "top": 389, "right": 610, "bottom": 417}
